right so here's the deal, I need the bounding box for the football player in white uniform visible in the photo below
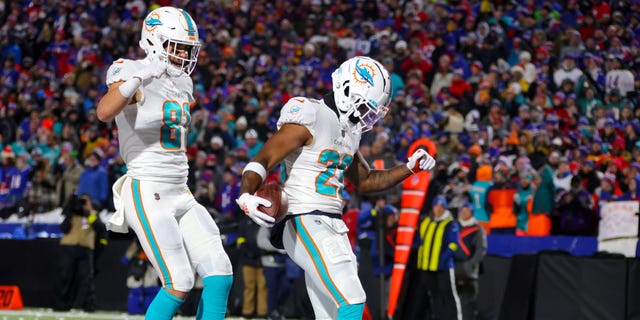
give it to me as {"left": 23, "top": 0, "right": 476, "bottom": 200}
{"left": 237, "top": 56, "right": 436, "bottom": 319}
{"left": 96, "top": 7, "right": 232, "bottom": 320}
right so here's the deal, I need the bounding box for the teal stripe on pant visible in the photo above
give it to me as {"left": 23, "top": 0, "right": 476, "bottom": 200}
{"left": 292, "top": 216, "right": 347, "bottom": 307}
{"left": 132, "top": 179, "right": 173, "bottom": 289}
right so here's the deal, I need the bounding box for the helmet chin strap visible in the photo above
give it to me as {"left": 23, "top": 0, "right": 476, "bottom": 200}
{"left": 323, "top": 91, "right": 367, "bottom": 133}
{"left": 348, "top": 113, "right": 361, "bottom": 125}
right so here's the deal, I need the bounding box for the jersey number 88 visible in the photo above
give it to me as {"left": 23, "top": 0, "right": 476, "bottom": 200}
{"left": 161, "top": 100, "right": 190, "bottom": 150}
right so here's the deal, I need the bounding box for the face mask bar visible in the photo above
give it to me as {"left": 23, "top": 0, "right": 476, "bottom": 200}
{"left": 162, "top": 38, "right": 201, "bottom": 75}
{"left": 350, "top": 94, "right": 388, "bottom": 133}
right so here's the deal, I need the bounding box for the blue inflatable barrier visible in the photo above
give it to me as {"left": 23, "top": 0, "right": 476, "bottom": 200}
{"left": 0, "top": 223, "right": 63, "bottom": 239}
{"left": 487, "top": 234, "right": 599, "bottom": 257}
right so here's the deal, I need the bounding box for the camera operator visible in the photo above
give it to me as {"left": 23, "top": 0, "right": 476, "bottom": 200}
{"left": 53, "top": 193, "right": 108, "bottom": 312}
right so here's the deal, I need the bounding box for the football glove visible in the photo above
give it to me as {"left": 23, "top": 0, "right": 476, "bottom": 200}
{"left": 406, "top": 148, "right": 436, "bottom": 173}
{"left": 236, "top": 193, "right": 275, "bottom": 228}
{"left": 132, "top": 60, "right": 167, "bottom": 82}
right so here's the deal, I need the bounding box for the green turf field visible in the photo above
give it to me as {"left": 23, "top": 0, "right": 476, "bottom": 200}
{"left": 0, "top": 309, "right": 246, "bottom": 320}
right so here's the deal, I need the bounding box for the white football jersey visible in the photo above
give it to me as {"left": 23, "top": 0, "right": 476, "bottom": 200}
{"left": 277, "top": 97, "right": 361, "bottom": 215}
{"left": 106, "top": 58, "right": 194, "bottom": 184}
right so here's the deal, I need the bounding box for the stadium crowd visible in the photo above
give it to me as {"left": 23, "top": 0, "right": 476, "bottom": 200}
{"left": 0, "top": 0, "right": 640, "bottom": 234}
{"left": 1, "top": 0, "right": 640, "bottom": 247}
{"left": 1, "top": 0, "right": 640, "bottom": 318}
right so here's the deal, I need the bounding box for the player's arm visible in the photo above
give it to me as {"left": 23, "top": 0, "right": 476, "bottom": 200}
{"left": 345, "top": 148, "right": 436, "bottom": 194}
{"left": 237, "top": 123, "right": 311, "bottom": 227}
{"left": 96, "top": 59, "right": 167, "bottom": 123}
{"left": 96, "top": 81, "right": 138, "bottom": 122}
{"left": 239, "top": 123, "right": 312, "bottom": 195}
{"left": 345, "top": 151, "right": 412, "bottom": 194}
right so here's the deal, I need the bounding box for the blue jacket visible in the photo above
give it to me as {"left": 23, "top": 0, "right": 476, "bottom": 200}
{"left": 357, "top": 205, "right": 397, "bottom": 277}
{"left": 77, "top": 166, "right": 109, "bottom": 204}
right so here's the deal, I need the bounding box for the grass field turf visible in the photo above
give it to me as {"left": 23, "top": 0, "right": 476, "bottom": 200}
{"left": 0, "top": 309, "right": 246, "bottom": 320}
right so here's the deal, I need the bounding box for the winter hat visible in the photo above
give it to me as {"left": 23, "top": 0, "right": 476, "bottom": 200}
{"left": 1, "top": 146, "right": 15, "bottom": 159}
{"left": 476, "top": 164, "right": 493, "bottom": 181}
{"left": 432, "top": 195, "right": 448, "bottom": 208}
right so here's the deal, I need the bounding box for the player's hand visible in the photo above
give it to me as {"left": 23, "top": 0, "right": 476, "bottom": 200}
{"left": 132, "top": 61, "right": 167, "bottom": 81}
{"left": 406, "top": 148, "right": 436, "bottom": 173}
{"left": 236, "top": 193, "right": 276, "bottom": 228}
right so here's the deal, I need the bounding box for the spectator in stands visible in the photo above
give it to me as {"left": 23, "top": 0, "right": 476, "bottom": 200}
{"left": 80, "top": 125, "right": 107, "bottom": 160}
{"left": 529, "top": 157, "right": 556, "bottom": 236}
{"left": 553, "top": 156, "right": 574, "bottom": 192}
{"left": 194, "top": 169, "right": 216, "bottom": 210}
{"left": 26, "top": 148, "right": 57, "bottom": 213}
{"left": 76, "top": 151, "right": 108, "bottom": 211}
{"left": 619, "top": 171, "right": 640, "bottom": 201}
{"left": 242, "top": 129, "right": 264, "bottom": 159}
{"left": 2, "top": 150, "right": 30, "bottom": 209}
{"left": 469, "top": 164, "right": 492, "bottom": 233}
{"left": 404, "top": 195, "right": 461, "bottom": 320}
{"left": 605, "top": 55, "right": 635, "bottom": 97}
{"left": 579, "top": 160, "right": 601, "bottom": 193}
{"left": 443, "top": 163, "right": 472, "bottom": 216}
{"left": 454, "top": 202, "right": 487, "bottom": 320}
{"left": 55, "top": 151, "right": 83, "bottom": 207}
{"left": 485, "top": 166, "right": 517, "bottom": 234}
{"left": 214, "top": 169, "right": 241, "bottom": 220}
{"left": 0, "top": 148, "right": 14, "bottom": 216}
{"left": 513, "top": 171, "right": 534, "bottom": 236}
{"left": 430, "top": 54, "right": 454, "bottom": 98}
{"left": 594, "top": 173, "right": 618, "bottom": 213}
{"left": 208, "top": 135, "right": 227, "bottom": 165}
{"left": 555, "top": 176, "right": 596, "bottom": 236}
{"left": 553, "top": 54, "right": 584, "bottom": 88}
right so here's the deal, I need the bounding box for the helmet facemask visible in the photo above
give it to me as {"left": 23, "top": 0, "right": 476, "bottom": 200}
{"left": 341, "top": 92, "right": 389, "bottom": 134}
{"left": 161, "top": 38, "right": 200, "bottom": 77}
{"left": 332, "top": 56, "right": 392, "bottom": 134}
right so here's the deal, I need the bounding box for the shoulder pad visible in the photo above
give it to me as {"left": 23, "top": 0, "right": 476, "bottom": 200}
{"left": 105, "top": 59, "right": 137, "bottom": 85}
{"left": 277, "top": 97, "right": 317, "bottom": 130}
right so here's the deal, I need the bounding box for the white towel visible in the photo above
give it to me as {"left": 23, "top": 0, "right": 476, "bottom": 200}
{"left": 107, "top": 175, "right": 129, "bottom": 233}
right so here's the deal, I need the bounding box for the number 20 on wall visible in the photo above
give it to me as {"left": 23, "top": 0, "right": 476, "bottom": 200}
{"left": 160, "top": 100, "right": 190, "bottom": 150}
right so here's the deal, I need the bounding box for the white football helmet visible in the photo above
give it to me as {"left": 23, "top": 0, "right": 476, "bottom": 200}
{"left": 139, "top": 6, "right": 201, "bottom": 77}
{"left": 331, "top": 56, "right": 392, "bottom": 134}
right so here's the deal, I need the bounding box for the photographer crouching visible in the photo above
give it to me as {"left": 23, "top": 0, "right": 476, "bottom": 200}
{"left": 53, "top": 193, "right": 108, "bottom": 312}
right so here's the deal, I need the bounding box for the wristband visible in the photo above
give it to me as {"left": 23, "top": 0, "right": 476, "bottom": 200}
{"left": 118, "top": 77, "right": 142, "bottom": 99}
{"left": 243, "top": 161, "right": 267, "bottom": 181}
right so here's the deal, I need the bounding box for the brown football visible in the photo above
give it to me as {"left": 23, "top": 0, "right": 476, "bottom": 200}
{"left": 255, "top": 182, "right": 289, "bottom": 223}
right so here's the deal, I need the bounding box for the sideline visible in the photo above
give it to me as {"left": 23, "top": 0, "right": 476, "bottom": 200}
{"left": 0, "top": 308, "right": 247, "bottom": 320}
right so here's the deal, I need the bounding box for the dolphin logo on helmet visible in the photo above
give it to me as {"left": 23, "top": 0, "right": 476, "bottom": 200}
{"left": 144, "top": 13, "right": 162, "bottom": 31}
{"left": 354, "top": 59, "right": 375, "bottom": 86}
